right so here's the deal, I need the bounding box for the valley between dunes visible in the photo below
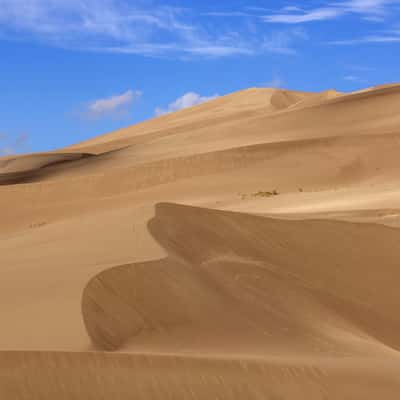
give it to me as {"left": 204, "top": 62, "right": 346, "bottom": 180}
{"left": 1, "top": 84, "right": 400, "bottom": 399}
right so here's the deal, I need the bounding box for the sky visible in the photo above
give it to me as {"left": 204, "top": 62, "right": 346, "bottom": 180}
{"left": 0, "top": 0, "right": 399, "bottom": 154}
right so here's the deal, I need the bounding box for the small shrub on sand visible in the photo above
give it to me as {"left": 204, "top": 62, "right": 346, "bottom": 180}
{"left": 252, "top": 190, "right": 279, "bottom": 198}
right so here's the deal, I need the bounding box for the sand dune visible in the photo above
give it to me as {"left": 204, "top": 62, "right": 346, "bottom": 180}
{"left": 83, "top": 203, "right": 400, "bottom": 355}
{"left": 66, "top": 84, "right": 400, "bottom": 157}
{"left": 0, "top": 152, "right": 92, "bottom": 185}
{"left": 1, "top": 85, "right": 400, "bottom": 399}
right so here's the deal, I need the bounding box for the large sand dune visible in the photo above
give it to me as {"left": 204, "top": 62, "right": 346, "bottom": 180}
{"left": 1, "top": 85, "right": 400, "bottom": 399}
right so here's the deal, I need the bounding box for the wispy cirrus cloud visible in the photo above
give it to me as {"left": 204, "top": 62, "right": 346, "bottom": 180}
{"left": 262, "top": 0, "right": 400, "bottom": 47}
{"left": 81, "top": 90, "right": 142, "bottom": 120}
{"left": 263, "top": 0, "right": 398, "bottom": 24}
{"left": 0, "top": 1, "right": 198, "bottom": 54}
{"left": 338, "top": 0, "right": 393, "bottom": 15}
{"left": 155, "top": 92, "right": 219, "bottom": 116}
{"left": 344, "top": 75, "right": 367, "bottom": 82}
{"left": 0, "top": 0, "right": 313, "bottom": 58}
{"left": 329, "top": 28, "right": 400, "bottom": 44}
{"left": 1, "top": 1, "right": 395, "bottom": 58}
{"left": 264, "top": 8, "right": 342, "bottom": 24}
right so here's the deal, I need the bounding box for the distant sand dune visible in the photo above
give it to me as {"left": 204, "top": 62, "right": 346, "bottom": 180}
{"left": 66, "top": 84, "right": 400, "bottom": 155}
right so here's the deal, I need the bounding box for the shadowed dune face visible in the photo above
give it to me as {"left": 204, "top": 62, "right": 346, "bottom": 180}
{"left": 0, "top": 153, "right": 93, "bottom": 185}
{"left": 82, "top": 202, "right": 400, "bottom": 355}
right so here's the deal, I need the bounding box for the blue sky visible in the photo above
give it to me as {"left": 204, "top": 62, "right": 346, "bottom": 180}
{"left": 0, "top": 0, "right": 399, "bottom": 154}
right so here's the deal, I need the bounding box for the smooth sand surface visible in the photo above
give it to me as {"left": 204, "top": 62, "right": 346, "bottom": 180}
{"left": 1, "top": 85, "right": 400, "bottom": 399}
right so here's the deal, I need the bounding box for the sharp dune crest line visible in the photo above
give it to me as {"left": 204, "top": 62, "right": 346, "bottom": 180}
{"left": 2, "top": 85, "right": 400, "bottom": 399}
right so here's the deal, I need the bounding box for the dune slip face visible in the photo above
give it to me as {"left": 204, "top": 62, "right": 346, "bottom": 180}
{"left": 2, "top": 85, "right": 400, "bottom": 399}
{"left": 83, "top": 203, "right": 400, "bottom": 355}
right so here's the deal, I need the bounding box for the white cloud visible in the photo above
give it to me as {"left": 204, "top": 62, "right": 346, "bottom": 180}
{"left": 263, "top": 0, "right": 397, "bottom": 24}
{"left": 343, "top": 75, "right": 368, "bottom": 82}
{"left": 187, "top": 46, "right": 253, "bottom": 57}
{"left": 329, "top": 32, "right": 400, "bottom": 44}
{"left": 83, "top": 90, "right": 142, "bottom": 120}
{"left": 0, "top": 0, "right": 256, "bottom": 58}
{"left": 155, "top": 92, "right": 219, "bottom": 116}
{"left": 0, "top": 1, "right": 192, "bottom": 49}
{"left": 338, "top": 0, "right": 391, "bottom": 14}
{"left": 1, "top": 1, "right": 396, "bottom": 58}
{"left": 0, "top": 0, "right": 315, "bottom": 58}
{"left": 264, "top": 8, "right": 342, "bottom": 24}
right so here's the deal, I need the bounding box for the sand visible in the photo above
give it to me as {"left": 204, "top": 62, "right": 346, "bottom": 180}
{"left": 1, "top": 85, "right": 400, "bottom": 399}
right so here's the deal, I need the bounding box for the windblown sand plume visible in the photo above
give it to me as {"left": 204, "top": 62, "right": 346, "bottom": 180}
{"left": 2, "top": 85, "right": 400, "bottom": 399}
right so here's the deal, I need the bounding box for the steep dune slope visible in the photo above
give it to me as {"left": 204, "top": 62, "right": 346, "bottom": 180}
{"left": 83, "top": 203, "right": 400, "bottom": 355}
